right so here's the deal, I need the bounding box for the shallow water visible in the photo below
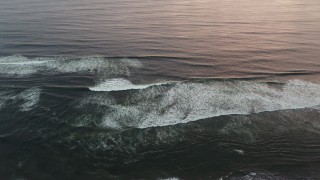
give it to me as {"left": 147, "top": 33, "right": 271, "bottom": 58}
{"left": 0, "top": 0, "right": 320, "bottom": 179}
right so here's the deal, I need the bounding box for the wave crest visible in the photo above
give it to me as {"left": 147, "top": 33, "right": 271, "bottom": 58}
{"left": 89, "top": 78, "right": 173, "bottom": 92}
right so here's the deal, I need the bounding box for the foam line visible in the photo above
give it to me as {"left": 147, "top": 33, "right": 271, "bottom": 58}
{"left": 0, "top": 55, "right": 141, "bottom": 77}
{"left": 0, "top": 61, "right": 49, "bottom": 65}
{"left": 89, "top": 78, "right": 172, "bottom": 92}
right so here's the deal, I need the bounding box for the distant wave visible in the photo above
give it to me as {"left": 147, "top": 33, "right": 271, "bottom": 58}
{"left": 89, "top": 78, "right": 174, "bottom": 92}
{"left": 0, "top": 55, "right": 141, "bottom": 76}
{"left": 0, "top": 61, "right": 49, "bottom": 65}
{"left": 78, "top": 79, "right": 320, "bottom": 129}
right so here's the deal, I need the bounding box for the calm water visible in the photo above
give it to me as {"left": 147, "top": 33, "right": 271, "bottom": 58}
{"left": 0, "top": 0, "right": 320, "bottom": 179}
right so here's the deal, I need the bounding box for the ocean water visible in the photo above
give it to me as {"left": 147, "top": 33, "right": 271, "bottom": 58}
{"left": 0, "top": 0, "right": 320, "bottom": 179}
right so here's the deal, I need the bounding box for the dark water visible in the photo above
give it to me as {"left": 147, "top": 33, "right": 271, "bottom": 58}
{"left": 0, "top": 0, "right": 320, "bottom": 179}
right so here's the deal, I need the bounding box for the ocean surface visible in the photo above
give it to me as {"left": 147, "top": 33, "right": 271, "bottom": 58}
{"left": 1, "top": 0, "right": 320, "bottom": 179}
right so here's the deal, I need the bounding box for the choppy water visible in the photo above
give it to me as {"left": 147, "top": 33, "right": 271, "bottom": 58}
{"left": 0, "top": 0, "right": 320, "bottom": 179}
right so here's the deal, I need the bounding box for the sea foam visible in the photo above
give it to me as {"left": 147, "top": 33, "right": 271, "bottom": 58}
{"left": 18, "top": 87, "right": 41, "bottom": 111}
{"left": 89, "top": 78, "right": 172, "bottom": 92}
{"left": 80, "top": 80, "right": 320, "bottom": 129}
{"left": 0, "top": 55, "right": 141, "bottom": 78}
{"left": 0, "top": 87, "right": 41, "bottom": 111}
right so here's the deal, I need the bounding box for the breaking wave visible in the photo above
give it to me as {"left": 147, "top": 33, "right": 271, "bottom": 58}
{"left": 89, "top": 78, "right": 173, "bottom": 92}
{"left": 0, "top": 55, "right": 142, "bottom": 78}
{"left": 79, "top": 79, "right": 320, "bottom": 129}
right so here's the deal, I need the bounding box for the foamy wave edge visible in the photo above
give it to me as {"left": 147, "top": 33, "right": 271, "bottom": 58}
{"left": 79, "top": 79, "right": 320, "bottom": 129}
{"left": 0, "top": 55, "right": 142, "bottom": 76}
{"left": 89, "top": 78, "right": 174, "bottom": 92}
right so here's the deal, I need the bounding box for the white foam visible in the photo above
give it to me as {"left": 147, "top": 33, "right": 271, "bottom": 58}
{"left": 89, "top": 78, "right": 171, "bottom": 92}
{"left": 0, "top": 55, "right": 29, "bottom": 63}
{"left": 85, "top": 80, "right": 320, "bottom": 129}
{"left": 0, "top": 88, "right": 41, "bottom": 111}
{"left": 0, "top": 55, "right": 53, "bottom": 74}
{"left": 102, "top": 105, "right": 142, "bottom": 128}
{"left": 0, "top": 55, "right": 141, "bottom": 77}
{"left": 0, "top": 61, "right": 48, "bottom": 65}
{"left": 158, "top": 178, "right": 180, "bottom": 180}
{"left": 234, "top": 149, "right": 244, "bottom": 155}
{"left": 18, "top": 87, "right": 41, "bottom": 111}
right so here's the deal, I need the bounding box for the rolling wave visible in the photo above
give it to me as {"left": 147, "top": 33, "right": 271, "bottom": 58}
{"left": 78, "top": 79, "right": 320, "bottom": 129}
